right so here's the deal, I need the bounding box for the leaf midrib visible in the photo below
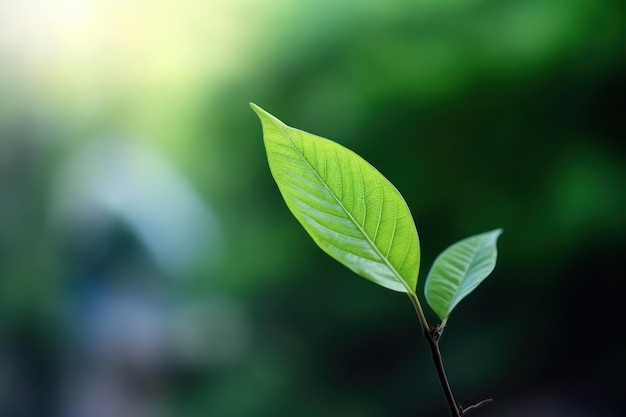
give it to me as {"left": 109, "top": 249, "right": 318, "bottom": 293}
{"left": 272, "top": 117, "right": 413, "bottom": 293}
{"left": 446, "top": 237, "right": 492, "bottom": 313}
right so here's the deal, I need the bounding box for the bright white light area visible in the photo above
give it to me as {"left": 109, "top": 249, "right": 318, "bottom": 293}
{"left": 0, "top": 0, "right": 283, "bottom": 98}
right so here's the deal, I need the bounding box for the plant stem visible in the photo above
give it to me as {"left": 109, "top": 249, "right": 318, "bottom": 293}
{"left": 406, "top": 290, "right": 430, "bottom": 334}
{"left": 407, "top": 292, "right": 461, "bottom": 417}
{"left": 425, "top": 326, "right": 461, "bottom": 417}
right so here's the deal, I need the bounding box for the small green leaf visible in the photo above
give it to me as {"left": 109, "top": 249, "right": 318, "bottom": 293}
{"left": 424, "top": 229, "right": 502, "bottom": 322}
{"left": 251, "top": 103, "right": 420, "bottom": 293}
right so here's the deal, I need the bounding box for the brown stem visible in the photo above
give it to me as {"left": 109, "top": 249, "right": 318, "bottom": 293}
{"left": 424, "top": 325, "right": 461, "bottom": 417}
{"left": 405, "top": 293, "right": 491, "bottom": 416}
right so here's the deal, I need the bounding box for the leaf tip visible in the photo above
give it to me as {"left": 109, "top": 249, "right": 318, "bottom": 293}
{"left": 250, "top": 103, "right": 283, "bottom": 131}
{"left": 250, "top": 102, "right": 274, "bottom": 119}
{"left": 481, "top": 228, "right": 503, "bottom": 253}
{"left": 249, "top": 102, "right": 263, "bottom": 115}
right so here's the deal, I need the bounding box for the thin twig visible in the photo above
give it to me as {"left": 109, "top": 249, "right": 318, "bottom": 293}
{"left": 407, "top": 287, "right": 492, "bottom": 417}
{"left": 406, "top": 292, "right": 492, "bottom": 417}
{"left": 406, "top": 292, "right": 461, "bottom": 417}
{"left": 425, "top": 326, "right": 461, "bottom": 417}
{"left": 461, "top": 398, "right": 493, "bottom": 415}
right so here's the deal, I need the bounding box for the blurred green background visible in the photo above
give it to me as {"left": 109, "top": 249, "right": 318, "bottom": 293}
{"left": 0, "top": 1, "right": 624, "bottom": 416}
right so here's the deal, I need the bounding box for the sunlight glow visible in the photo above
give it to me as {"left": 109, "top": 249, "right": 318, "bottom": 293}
{"left": 0, "top": 0, "right": 278, "bottom": 99}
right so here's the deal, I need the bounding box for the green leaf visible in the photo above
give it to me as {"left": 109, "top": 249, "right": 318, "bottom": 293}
{"left": 251, "top": 103, "right": 420, "bottom": 293}
{"left": 424, "top": 229, "right": 502, "bottom": 322}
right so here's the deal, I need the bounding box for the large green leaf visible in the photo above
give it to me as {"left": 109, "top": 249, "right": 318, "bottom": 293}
{"left": 424, "top": 229, "right": 502, "bottom": 322}
{"left": 251, "top": 103, "right": 420, "bottom": 293}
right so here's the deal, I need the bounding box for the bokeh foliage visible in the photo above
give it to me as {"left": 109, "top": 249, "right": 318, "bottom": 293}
{"left": 1, "top": 0, "right": 624, "bottom": 416}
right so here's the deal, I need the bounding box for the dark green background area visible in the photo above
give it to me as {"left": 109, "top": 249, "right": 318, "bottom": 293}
{"left": 1, "top": 1, "right": 624, "bottom": 416}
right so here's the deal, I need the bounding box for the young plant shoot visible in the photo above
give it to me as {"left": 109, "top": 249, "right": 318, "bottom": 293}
{"left": 251, "top": 103, "right": 502, "bottom": 417}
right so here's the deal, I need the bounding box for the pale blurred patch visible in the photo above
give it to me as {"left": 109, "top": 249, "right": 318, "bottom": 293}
{"left": 0, "top": 0, "right": 277, "bottom": 85}
{"left": 0, "top": 0, "right": 290, "bottom": 146}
